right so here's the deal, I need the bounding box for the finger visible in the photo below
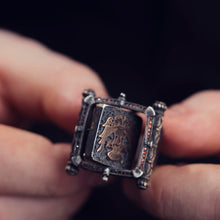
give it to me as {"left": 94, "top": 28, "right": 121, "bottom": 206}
{"left": 0, "top": 190, "right": 89, "bottom": 220}
{"left": 123, "top": 164, "right": 220, "bottom": 220}
{"left": 0, "top": 124, "right": 102, "bottom": 197}
{"left": 162, "top": 90, "right": 220, "bottom": 158}
{"left": 0, "top": 30, "right": 108, "bottom": 131}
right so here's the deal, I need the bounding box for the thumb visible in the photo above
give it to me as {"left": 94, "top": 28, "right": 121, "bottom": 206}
{"left": 162, "top": 90, "right": 220, "bottom": 158}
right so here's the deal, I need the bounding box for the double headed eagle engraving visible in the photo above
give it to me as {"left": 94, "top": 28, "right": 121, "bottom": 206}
{"left": 97, "top": 115, "right": 131, "bottom": 161}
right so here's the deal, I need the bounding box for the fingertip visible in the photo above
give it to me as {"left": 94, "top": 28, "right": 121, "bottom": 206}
{"left": 42, "top": 86, "right": 82, "bottom": 132}
{"left": 161, "top": 103, "right": 220, "bottom": 158}
{"left": 42, "top": 74, "right": 108, "bottom": 133}
{"left": 161, "top": 105, "right": 194, "bottom": 157}
{"left": 161, "top": 91, "right": 220, "bottom": 158}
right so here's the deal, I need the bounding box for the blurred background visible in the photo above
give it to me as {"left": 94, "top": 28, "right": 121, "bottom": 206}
{"left": 0, "top": 0, "right": 219, "bottom": 219}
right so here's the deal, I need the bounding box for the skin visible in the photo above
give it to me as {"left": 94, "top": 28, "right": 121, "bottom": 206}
{"left": 0, "top": 30, "right": 108, "bottom": 220}
{"left": 123, "top": 90, "right": 220, "bottom": 220}
{"left": 1, "top": 29, "right": 220, "bottom": 220}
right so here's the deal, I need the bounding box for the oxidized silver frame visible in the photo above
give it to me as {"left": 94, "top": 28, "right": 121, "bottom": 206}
{"left": 66, "top": 89, "right": 166, "bottom": 189}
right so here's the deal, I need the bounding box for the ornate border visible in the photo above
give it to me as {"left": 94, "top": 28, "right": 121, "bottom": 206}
{"left": 66, "top": 89, "right": 166, "bottom": 189}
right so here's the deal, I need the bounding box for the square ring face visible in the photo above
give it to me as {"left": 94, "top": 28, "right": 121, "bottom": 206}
{"left": 85, "top": 104, "right": 142, "bottom": 170}
{"left": 65, "top": 90, "right": 167, "bottom": 189}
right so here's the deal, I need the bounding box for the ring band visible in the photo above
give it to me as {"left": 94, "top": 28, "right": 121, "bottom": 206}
{"left": 66, "top": 89, "right": 166, "bottom": 189}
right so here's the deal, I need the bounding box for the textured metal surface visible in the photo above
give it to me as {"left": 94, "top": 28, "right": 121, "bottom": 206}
{"left": 66, "top": 89, "right": 167, "bottom": 189}
{"left": 86, "top": 104, "right": 141, "bottom": 170}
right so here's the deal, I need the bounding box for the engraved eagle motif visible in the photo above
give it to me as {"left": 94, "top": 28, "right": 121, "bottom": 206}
{"left": 97, "top": 115, "right": 131, "bottom": 161}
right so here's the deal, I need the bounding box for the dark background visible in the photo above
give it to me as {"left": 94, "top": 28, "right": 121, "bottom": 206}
{"left": 1, "top": 0, "right": 220, "bottom": 219}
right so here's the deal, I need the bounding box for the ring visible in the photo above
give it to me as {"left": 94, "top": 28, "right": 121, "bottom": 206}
{"left": 66, "top": 89, "right": 166, "bottom": 189}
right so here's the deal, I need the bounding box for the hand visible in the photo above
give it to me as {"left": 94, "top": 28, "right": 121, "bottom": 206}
{"left": 124, "top": 90, "right": 220, "bottom": 220}
{"left": 0, "top": 30, "right": 107, "bottom": 219}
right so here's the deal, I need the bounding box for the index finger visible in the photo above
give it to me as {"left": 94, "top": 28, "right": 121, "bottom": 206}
{"left": 0, "top": 30, "right": 108, "bottom": 131}
{"left": 162, "top": 90, "right": 220, "bottom": 158}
